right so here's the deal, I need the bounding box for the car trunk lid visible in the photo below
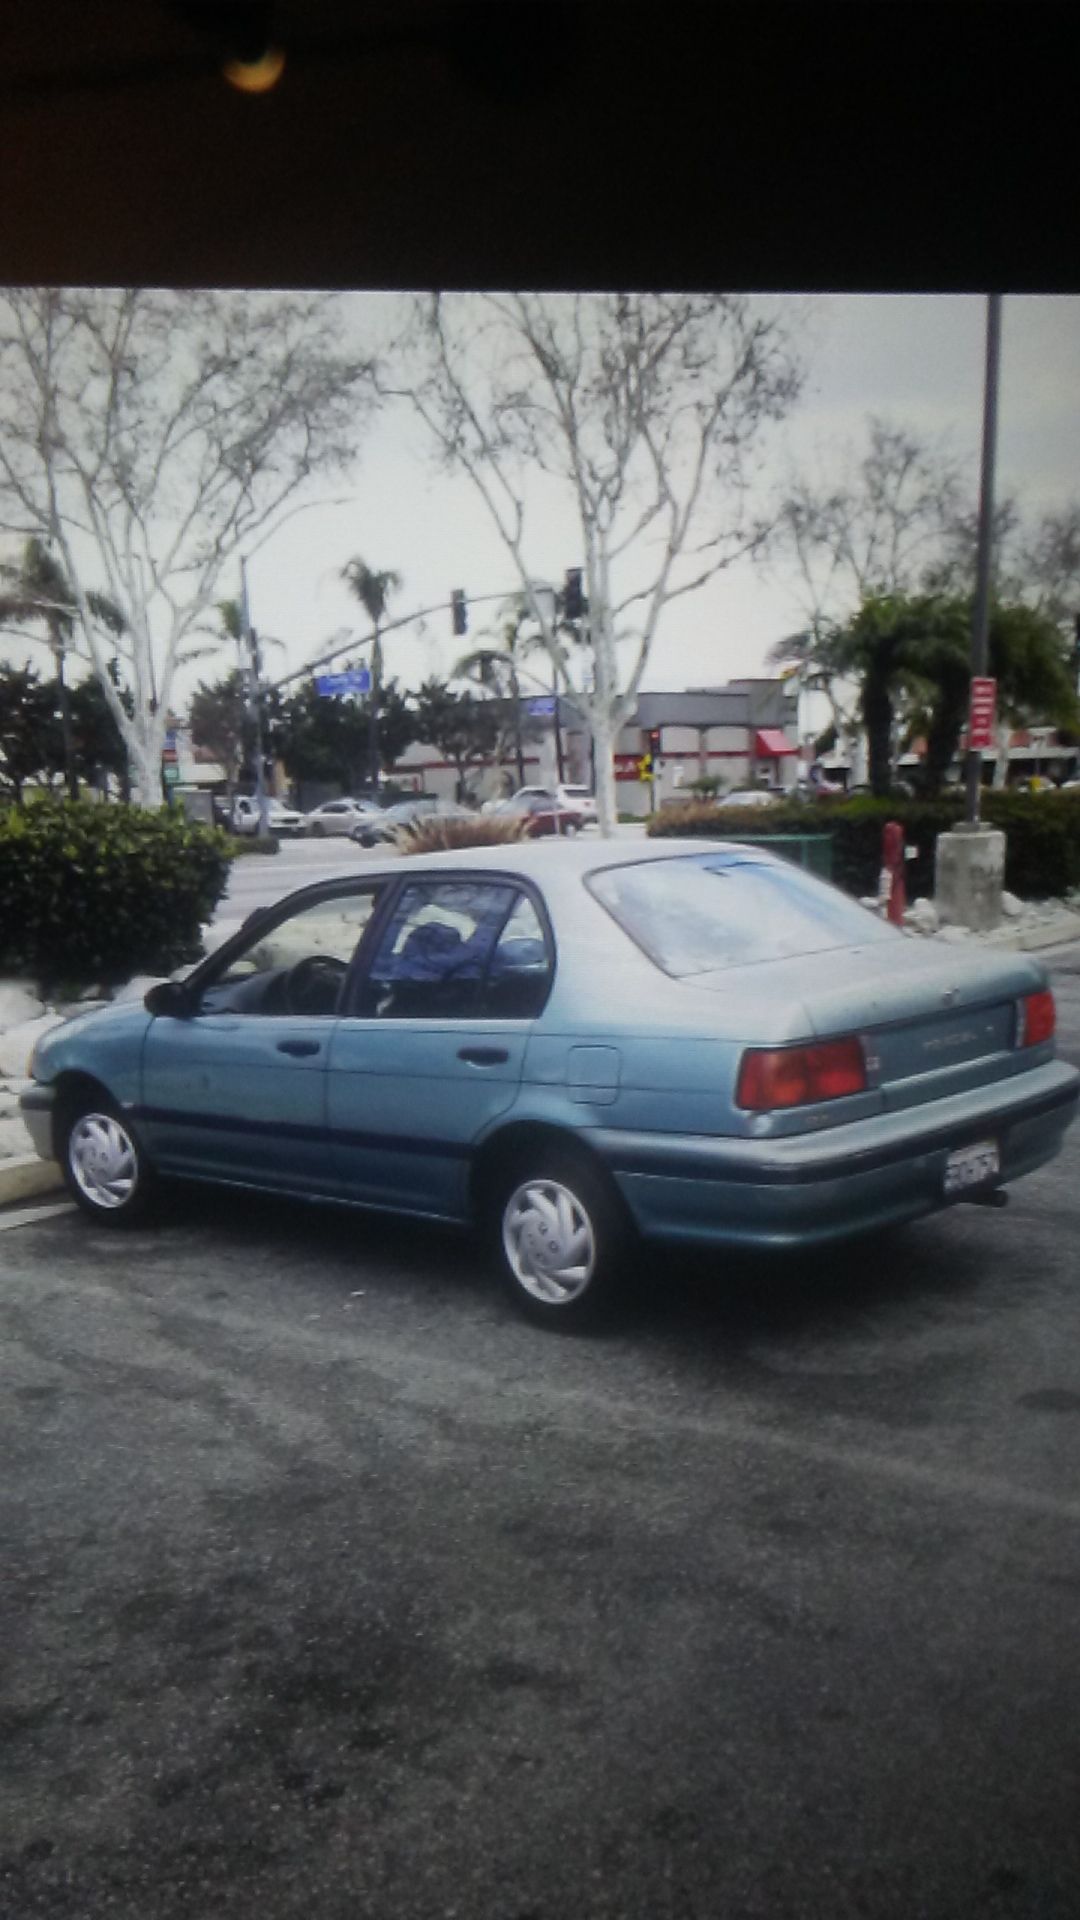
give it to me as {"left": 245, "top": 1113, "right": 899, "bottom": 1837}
{"left": 690, "top": 940, "right": 1037, "bottom": 1111}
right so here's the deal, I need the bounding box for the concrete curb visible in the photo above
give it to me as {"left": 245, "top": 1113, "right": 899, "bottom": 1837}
{"left": 964, "top": 913, "right": 1080, "bottom": 954}
{"left": 0, "top": 1153, "right": 64, "bottom": 1209}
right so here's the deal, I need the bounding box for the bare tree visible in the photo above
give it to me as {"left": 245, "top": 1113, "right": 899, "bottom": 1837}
{"left": 386, "top": 294, "right": 802, "bottom": 833}
{"left": 1016, "top": 501, "right": 1080, "bottom": 635}
{"left": 770, "top": 418, "right": 974, "bottom": 620}
{"left": 0, "top": 289, "right": 376, "bottom": 804}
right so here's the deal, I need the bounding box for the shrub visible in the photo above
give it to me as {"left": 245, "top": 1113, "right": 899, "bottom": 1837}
{"left": 646, "top": 790, "right": 1080, "bottom": 901}
{"left": 398, "top": 815, "right": 529, "bottom": 855}
{"left": 0, "top": 798, "right": 232, "bottom": 989}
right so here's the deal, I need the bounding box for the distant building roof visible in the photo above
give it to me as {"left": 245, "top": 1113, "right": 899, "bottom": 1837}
{"left": 631, "top": 689, "right": 754, "bottom": 728}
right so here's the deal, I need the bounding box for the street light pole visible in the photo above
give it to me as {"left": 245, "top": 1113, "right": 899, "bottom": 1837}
{"left": 965, "top": 293, "right": 1003, "bottom": 826}
{"left": 366, "top": 624, "right": 382, "bottom": 798}
{"left": 240, "top": 554, "right": 270, "bottom": 839}
{"left": 52, "top": 637, "right": 78, "bottom": 800}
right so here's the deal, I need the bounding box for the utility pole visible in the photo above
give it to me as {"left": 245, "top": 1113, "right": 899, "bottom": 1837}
{"left": 965, "top": 293, "right": 1003, "bottom": 825}
{"left": 935, "top": 294, "right": 1007, "bottom": 933}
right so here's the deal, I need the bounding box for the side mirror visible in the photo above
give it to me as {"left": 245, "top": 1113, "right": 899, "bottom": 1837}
{"left": 144, "top": 980, "right": 194, "bottom": 1018}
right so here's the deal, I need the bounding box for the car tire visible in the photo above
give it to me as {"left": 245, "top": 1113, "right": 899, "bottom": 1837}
{"left": 309, "top": 822, "right": 324, "bottom": 837}
{"left": 60, "top": 1096, "right": 157, "bottom": 1225}
{"left": 489, "top": 1148, "right": 632, "bottom": 1328}
{"left": 560, "top": 819, "right": 579, "bottom": 837}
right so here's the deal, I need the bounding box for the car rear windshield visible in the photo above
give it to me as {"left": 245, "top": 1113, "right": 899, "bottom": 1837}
{"left": 587, "top": 853, "right": 895, "bottom": 976}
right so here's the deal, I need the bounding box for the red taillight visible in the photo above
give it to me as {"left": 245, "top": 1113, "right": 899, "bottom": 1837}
{"left": 1020, "top": 989, "right": 1055, "bottom": 1048}
{"left": 736, "top": 1036, "right": 867, "bottom": 1111}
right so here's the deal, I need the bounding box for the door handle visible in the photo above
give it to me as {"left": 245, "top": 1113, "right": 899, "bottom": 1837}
{"left": 457, "top": 1046, "right": 510, "bottom": 1066}
{"left": 277, "top": 1038, "right": 321, "bottom": 1057}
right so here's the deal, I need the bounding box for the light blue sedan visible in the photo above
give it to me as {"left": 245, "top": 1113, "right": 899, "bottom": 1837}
{"left": 21, "top": 841, "right": 1079, "bottom": 1325}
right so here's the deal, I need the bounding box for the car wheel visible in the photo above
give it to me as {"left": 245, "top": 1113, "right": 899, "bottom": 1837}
{"left": 490, "top": 1150, "right": 631, "bottom": 1327}
{"left": 61, "top": 1098, "right": 156, "bottom": 1224}
{"left": 309, "top": 821, "right": 324, "bottom": 837}
{"left": 560, "top": 818, "right": 579, "bottom": 837}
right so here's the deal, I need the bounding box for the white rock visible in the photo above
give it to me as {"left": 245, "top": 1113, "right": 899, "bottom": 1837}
{"left": 0, "top": 982, "right": 45, "bottom": 1027}
{"left": 0, "top": 1013, "right": 65, "bottom": 1081}
{"left": 0, "top": 1113, "right": 32, "bottom": 1159}
{"left": 936, "top": 923, "right": 973, "bottom": 942}
{"left": 1000, "top": 891, "right": 1023, "bottom": 918}
{"left": 112, "top": 974, "right": 168, "bottom": 1005}
{"left": 905, "top": 898, "right": 939, "bottom": 934}
{"left": 201, "top": 920, "right": 243, "bottom": 954}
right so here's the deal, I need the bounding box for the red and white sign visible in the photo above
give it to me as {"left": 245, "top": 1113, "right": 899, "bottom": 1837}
{"left": 967, "top": 677, "right": 997, "bottom": 752}
{"left": 614, "top": 752, "right": 642, "bottom": 782}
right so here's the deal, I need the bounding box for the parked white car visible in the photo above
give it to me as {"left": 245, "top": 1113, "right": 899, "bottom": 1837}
{"left": 512, "top": 783, "right": 597, "bottom": 827}
{"left": 302, "top": 797, "right": 383, "bottom": 837}
{"left": 717, "top": 788, "right": 784, "bottom": 809}
{"left": 231, "top": 795, "right": 305, "bottom": 835}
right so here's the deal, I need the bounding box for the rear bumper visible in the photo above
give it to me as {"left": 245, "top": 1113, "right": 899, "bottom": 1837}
{"left": 18, "top": 1083, "right": 56, "bottom": 1161}
{"left": 595, "top": 1060, "right": 1080, "bottom": 1250}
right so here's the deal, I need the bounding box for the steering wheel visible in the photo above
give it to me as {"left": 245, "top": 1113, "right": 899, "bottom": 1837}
{"left": 284, "top": 953, "right": 349, "bottom": 1015}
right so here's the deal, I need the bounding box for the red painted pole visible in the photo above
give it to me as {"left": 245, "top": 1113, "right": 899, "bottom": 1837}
{"left": 882, "top": 819, "right": 907, "bottom": 925}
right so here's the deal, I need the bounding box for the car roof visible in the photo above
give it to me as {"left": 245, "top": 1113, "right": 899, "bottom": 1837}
{"left": 350, "top": 836, "right": 780, "bottom": 882}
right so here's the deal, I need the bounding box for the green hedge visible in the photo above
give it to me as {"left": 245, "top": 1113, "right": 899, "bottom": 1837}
{"left": 647, "top": 791, "right": 1080, "bottom": 901}
{"left": 0, "top": 799, "right": 232, "bottom": 990}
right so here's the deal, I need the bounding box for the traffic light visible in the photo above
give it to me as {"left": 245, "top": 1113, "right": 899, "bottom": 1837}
{"left": 451, "top": 588, "right": 468, "bottom": 637}
{"left": 562, "top": 567, "right": 586, "bottom": 622}
{"left": 647, "top": 726, "right": 662, "bottom": 759}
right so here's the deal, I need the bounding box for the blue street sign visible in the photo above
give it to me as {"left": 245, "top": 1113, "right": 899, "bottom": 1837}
{"left": 316, "top": 669, "right": 371, "bottom": 696}
{"left": 524, "top": 695, "right": 556, "bottom": 716}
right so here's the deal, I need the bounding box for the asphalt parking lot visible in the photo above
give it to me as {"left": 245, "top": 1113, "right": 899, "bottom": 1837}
{"left": 3, "top": 954, "right": 1080, "bottom": 1919}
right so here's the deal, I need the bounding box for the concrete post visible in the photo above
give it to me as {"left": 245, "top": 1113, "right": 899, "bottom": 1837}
{"left": 935, "top": 824, "right": 1005, "bottom": 931}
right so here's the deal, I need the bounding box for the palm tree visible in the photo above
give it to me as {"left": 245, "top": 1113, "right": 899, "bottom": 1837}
{"left": 989, "top": 603, "right": 1080, "bottom": 787}
{"left": 0, "top": 537, "right": 126, "bottom": 798}
{"left": 340, "top": 558, "right": 403, "bottom": 793}
{"left": 454, "top": 596, "right": 540, "bottom": 790}
{"left": 870, "top": 596, "right": 1079, "bottom": 795}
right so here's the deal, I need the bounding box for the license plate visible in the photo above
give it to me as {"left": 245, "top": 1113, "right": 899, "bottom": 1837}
{"left": 944, "top": 1139, "right": 1001, "bottom": 1195}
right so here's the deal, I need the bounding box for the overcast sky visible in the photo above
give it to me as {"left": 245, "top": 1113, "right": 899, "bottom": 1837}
{"left": 228, "top": 293, "right": 1078, "bottom": 708}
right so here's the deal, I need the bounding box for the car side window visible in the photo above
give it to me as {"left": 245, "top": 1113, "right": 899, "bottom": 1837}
{"left": 357, "top": 880, "right": 520, "bottom": 1020}
{"left": 198, "top": 890, "right": 381, "bottom": 1018}
{"left": 480, "top": 895, "right": 552, "bottom": 1018}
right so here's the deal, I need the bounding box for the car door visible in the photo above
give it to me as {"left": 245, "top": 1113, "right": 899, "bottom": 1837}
{"left": 327, "top": 879, "right": 553, "bottom": 1217}
{"left": 139, "top": 885, "right": 382, "bottom": 1191}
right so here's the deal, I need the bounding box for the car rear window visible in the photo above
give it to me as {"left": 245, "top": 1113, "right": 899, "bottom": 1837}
{"left": 587, "top": 854, "right": 895, "bottom": 976}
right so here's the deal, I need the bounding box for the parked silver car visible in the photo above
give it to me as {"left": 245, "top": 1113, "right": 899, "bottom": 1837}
{"left": 302, "top": 797, "right": 384, "bottom": 837}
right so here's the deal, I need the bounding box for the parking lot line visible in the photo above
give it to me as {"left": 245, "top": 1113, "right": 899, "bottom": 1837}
{"left": 0, "top": 1199, "right": 75, "bottom": 1233}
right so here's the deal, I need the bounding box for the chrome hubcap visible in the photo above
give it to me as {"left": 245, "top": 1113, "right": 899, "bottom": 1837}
{"left": 502, "top": 1178, "right": 596, "bottom": 1304}
{"left": 69, "top": 1112, "right": 138, "bottom": 1210}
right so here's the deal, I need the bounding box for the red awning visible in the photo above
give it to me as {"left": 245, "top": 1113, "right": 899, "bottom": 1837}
{"left": 755, "top": 729, "right": 797, "bottom": 756}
